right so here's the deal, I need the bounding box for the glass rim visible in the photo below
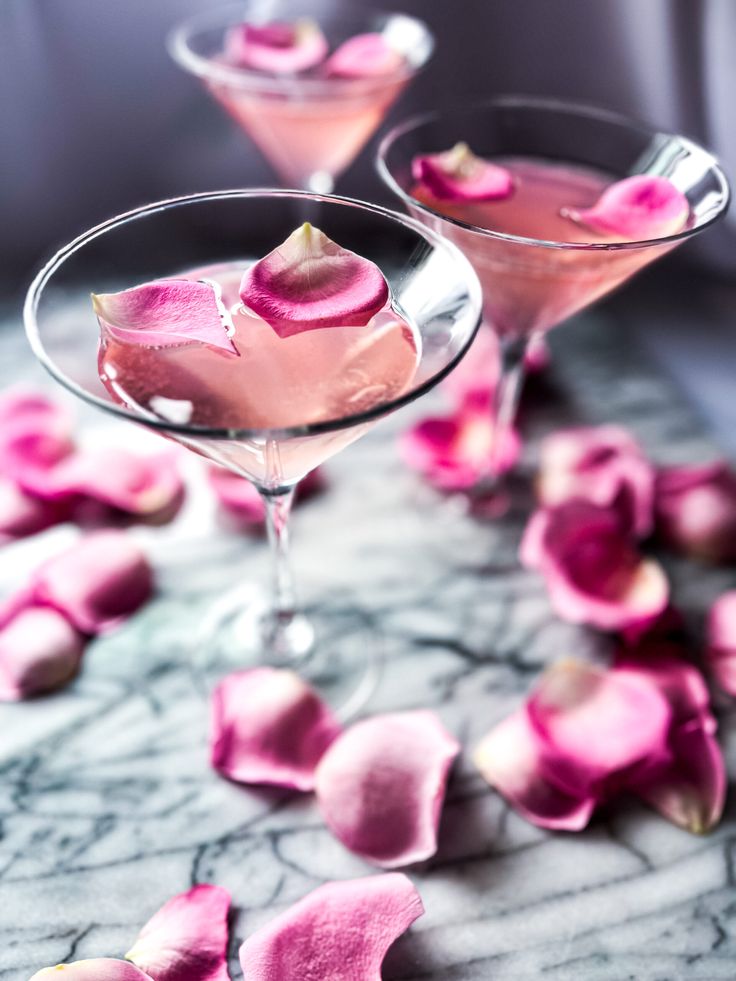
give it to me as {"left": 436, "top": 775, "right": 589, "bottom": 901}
{"left": 376, "top": 94, "right": 732, "bottom": 253}
{"left": 23, "top": 188, "right": 483, "bottom": 443}
{"left": 167, "top": 2, "right": 435, "bottom": 96}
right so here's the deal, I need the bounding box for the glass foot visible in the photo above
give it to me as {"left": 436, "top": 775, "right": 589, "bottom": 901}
{"left": 191, "top": 584, "right": 383, "bottom": 722}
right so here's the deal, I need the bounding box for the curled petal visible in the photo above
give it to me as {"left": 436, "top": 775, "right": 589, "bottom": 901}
{"left": 33, "top": 531, "right": 154, "bottom": 635}
{"left": 0, "top": 605, "right": 85, "bottom": 701}
{"left": 126, "top": 885, "right": 231, "bottom": 981}
{"left": 93, "top": 280, "right": 237, "bottom": 354}
{"left": 239, "top": 223, "right": 389, "bottom": 338}
{"left": 412, "top": 143, "right": 514, "bottom": 202}
{"left": 314, "top": 710, "right": 459, "bottom": 867}
{"left": 211, "top": 668, "right": 342, "bottom": 791}
{"left": 30, "top": 960, "right": 153, "bottom": 981}
{"left": 0, "top": 477, "right": 67, "bottom": 543}
{"left": 562, "top": 175, "right": 689, "bottom": 240}
{"left": 225, "top": 20, "right": 328, "bottom": 73}
{"left": 208, "top": 466, "right": 325, "bottom": 533}
{"left": 614, "top": 649, "right": 711, "bottom": 726}
{"left": 474, "top": 710, "right": 596, "bottom": 831}
{"left": 706, "top": 591, "right": 736, "bottom": 697}
{"left": 655, "top": 461, "right": 736, "bottom": 562}
{"left": 239, "top": 874, "right": 424, "bottom": 980}
{"left": 325, "top": 33, "right": 405, "bottom": 78}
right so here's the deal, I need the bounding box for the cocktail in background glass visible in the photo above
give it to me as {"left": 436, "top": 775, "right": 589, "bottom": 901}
{"left": 169, "top": 2, "right": 433, "bottom": 193}
{"left": 23, "top": 190, "right": 481, "bottom": 710}
{"left": 378, "top": 97, "right": 730, "bottom": 502}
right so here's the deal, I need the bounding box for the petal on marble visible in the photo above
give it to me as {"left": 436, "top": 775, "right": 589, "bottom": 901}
{"left": 32, "top": 531, "right": 154, "bottom": 635}
{"left": 211, "top": 667, "right": 342, "bottom": 791}
{"left": 614, "top": 649, "right": 711, "bottom": 725}
{"left": 239, "top": 874, "right": 424, "bottom": 980}
{"left": 208, "top": 466, "right": 325, "bottom": 533}
{"left": 473, "top": 709, "right": 596, "bottom": 831}
{"left": 0, "top": 476, "right": 67, "bottom": 544}
{"left": 706, "top": 591, "right": 736, "bottom": 696}
{"left": 654, "top": 461, "right": 736, "bottom": 563}
{"left": 562, "top": 175, "right": 689, "bottom": 240}
{"left": 0, "top": 604, "right": 85, "bottom": 701}
{"left": 314, "top": 711, "right": 460, "bottom": 867}
{"left": 30, "top": 960, "right": 154, "bottom": 981}
{"left": 325, "top": 33, "right": 405, "bottom": 78}
{"left": 412, "top": 143, "right": 514, "bottom": 202}
{"left": 0, "top": 388, "right": 75, "bottom": 481}
{"left": 126, "top": 884, "right": 231, "bottom": 981}
{"left": 225, "top": 19, "right": 328, "bottom": 73}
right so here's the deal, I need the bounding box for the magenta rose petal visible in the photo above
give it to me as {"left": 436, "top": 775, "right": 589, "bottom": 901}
{"left": 314, "top": 710, "right": 459, "bottom": 867}
{"left": 325, "top": 33, "right": 405, "bottom": 78}
{"left": 210, "top": 667, "right": 342, "bottom": 791}
{"left": 0, "top": 477, "right": 67, "bottom": 543}
{"left": 239, "top": 874, "right": 424, "bottom": 980}
{"left": 707, "top": 591, "right": 736, "bottom": 696}
{"left": 225, "top": 20, "right": 328, "bottom": 73}
{"left": 412, "top": 143, "right": 514, "bottom": 202}
{"left": 126, "top": 885, "right": 231, "bottom": 981}
{"left": 654, "top": 461, "right": 736, "bottom": 562}
{"left": 93, "top": 280, "right": 237, "bottom": 354}
{"left": 0, "top": 388, "right": 75, "bottom": 481}
{"left": 0, "top": 605, "right": 85, "bottom": 701}
{"left": 239, "top": 223, "right": 389, "bottom": 338}
{"left": 562, "top": 174, "right": 689, "bottom": 239}
{"left": 30, "top": 961, "right": 154, "bottom": 981}
{"left": 32, "top": 531, "right": 154, "bottom": 635}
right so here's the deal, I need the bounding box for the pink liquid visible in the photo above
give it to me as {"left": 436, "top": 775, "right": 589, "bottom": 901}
{"left": 98, "top": 265, "right": 420, "bottom": 487}
{"left": 411, "top": 158, "right": 676, "bottom": 339}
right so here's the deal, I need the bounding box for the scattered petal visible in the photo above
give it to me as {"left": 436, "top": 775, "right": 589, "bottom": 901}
{"left": 562, "top": 174, "right": 689, "bottom": 240}
{"left": 412, "top": 143, "right": 514, "bottom": 202}
{"left": 208, "top": 466, "right": 326, "bottom": 533}
{"left": 706, "top": 591, "right": 736, "bottom": 697}
{"left": 211, "top": 668, "right": 342, "bottom": 791}
{"left": 239, "top": 874, "right": 424, "bottom": 980}
{"left": 0, "top": 476, "right": 67, "bottom": 543}
{"left": 0, "top": 388, "right": 75, "bottom": 481}
{"left": 225, "top": 19, "right": 328, "bottom": 73}
{"left": 0, "top": 605, "right": 85, "bottom": 701}
{"left": 654, "top": 461, "right": 736, "bottom": 562}
{"left": 239, "top": 223, "right": 389, "bottom": 338}
{"left": 30, "top": 960, "right": 153, "bottom": 981}
{"left": 314, "top": 710, "right": 459, "bottom": 867}
{"left": 325, "top": 33, "right": 405, "bottom": 78}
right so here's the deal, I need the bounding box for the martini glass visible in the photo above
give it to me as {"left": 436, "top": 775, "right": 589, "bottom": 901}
{"left": 168, "top": 2, "right": 433, "bottom": 194}
{"left": 23, "top": 190, "right": 481, "bottom": 712}
{"left": 378, "top": 96, "right": 730, "bottom": 505}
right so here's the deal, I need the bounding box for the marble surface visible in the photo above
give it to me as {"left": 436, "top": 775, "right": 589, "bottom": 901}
{"left": 0, "top": 303, "right": 735, "bottom": 981}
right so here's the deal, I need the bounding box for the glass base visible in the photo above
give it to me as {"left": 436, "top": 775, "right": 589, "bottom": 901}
{"left": 191, "top": 584, "right": 383, "bottom": 722}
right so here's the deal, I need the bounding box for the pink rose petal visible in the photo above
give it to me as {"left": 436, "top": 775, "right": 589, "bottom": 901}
{"left": 314, "top": 710, "right": 459, "bottom": 867}
{"left": 208, "top": 466, "right": 325, "bottom": 533}
{"left": 614, "top": 650, "right": 711, "bottom": 724}
{"left": 441, "top": 326, "right": 500, "bottom": 412}
{"left": 654, "top": 461, "right": 736, "bottom": 562}
{"left": 0, "top": 604, "right": 85, "bottom": 701}
{"left": 225, "top": 20, "right": 328, "bottom": 73}
{"left": 0, "top": 476, "right": 67, "bottom": 543}
{"left": 210, "top": 667, "right": 342, "bottom": 791}
{"left": 30, "top": 960, "right": 154, "bottom": 981}
{"left": 93, "top": 280, "right": 237, "bottom": 354}
{"left": 325, "top": 33, "right": 405, "bottom": 78}
{"left": 0, "top": 388, "right": 75, "bottom": 480}
{"left": 411, "top": 143, "right": 514, "bottom": 202}
{"left": 126, "top": 885, "right": 231, "bottom": 981}
{"left": 32, "top": 531, "right": 154, "bottom": 635}
{"left": 239, "top": 874, "right": 424, "bottom": 980}
{"left": 707, "top": 591, "right": 736, "bottom": 696}
{"left": 562, "top": 174, "right": 689, "bottom": 240}
{"left": 524, "top": 336, "right": 551, "bottom": 374}
{"left": 239, "top": 223, "right": 389, "bottom": 338}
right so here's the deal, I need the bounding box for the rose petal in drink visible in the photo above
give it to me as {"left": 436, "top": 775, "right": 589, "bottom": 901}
{"left": 30, "top": 961, "right": 154, "bottom": 981}
{"left": 325, "top": 33, "right": 405, "bottom": 78}
{"left": 411, "top": 143, "right": 514, "bottom": 202}
{"left": 126, "top": 885, "right": 231, "bottom": 981}
{"left": 706, "top": 591, "right": 736, "bottom": 697}
{"left": 314, "top": 711, "right": 459, "bottom": 867}
{"left": 654, "top": 461, "right": 736, "bottom": 562}
{"left": 562, "top": 175, "right": 689, "bottom": 240}
{"left": 224, "top": 20, "right": 328, "bottom": 73}
{"left": 0, "top": 605, "right": 85, "bottom": 701}
{"left": 239, "top": 223, "right": 389, "bottom": 338}
{"left": 238, "top": 874, "right": 424, "bottom": 980}
{"left": 93, "top": 280, "right": 237, "bottom": 354}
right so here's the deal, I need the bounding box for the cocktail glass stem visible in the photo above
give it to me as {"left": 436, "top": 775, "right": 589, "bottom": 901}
{"left": 490, "top": 334, "right": 528, "bottom": 478}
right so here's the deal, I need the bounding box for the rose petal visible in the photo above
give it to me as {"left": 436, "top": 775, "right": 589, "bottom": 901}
{"left": 441, "top": 326, "right": 500, "bottom": 412}
{"left": 655, "top": 461, "right": 736, "bottom": 562}
{"left": 0, "top": 476, "right": 68, "bottom": 543}
{"left": 562, "top": 175, "right": 689, "bottom": 240}
{"left": 614, "top": 650, "right": 711, "bottom": 725}
{"left": 325, "top": 33, "right": 405, "bottom": 78}
{"left": 411, "top": 143, "right": 514, "bottom": 202}
{"left": 239, "top": 874, "right": 424, "bottom": 980}
{"left": 474, "top": 710, "right": 596, "bottom": 831}
{"left": 210, "top": 668, "right": 342, "bottom": 791}
{"left": 524, "top": 336, "right": 550, "bottom": 374}
{"left": 239, "top": 223, "right": 389, "bottom": 338}
{"left": 208, "top": 466, "right": 325, "bottom": 533}
{"left": 30, "top": 960, "right": 153, "bottom": 981}
{"left": 314, "top": 710, "right": 459, "bottom": 867}
{"left": 93, "top": 280, "right": 237, "bottom": 354}
{"left": 32, "top": 531, "right": 154, "bottom": 635}
{"left": 706, "top": 591, "right": 736, "bottom": 696}
{"left": 0, "top": 605, "right": 85, "bottom": 701}
{"left": 126, "top": 885, "right": 231, "bottom": 981}
{"left": 224, "top": 20, "right": 328, "bottom": 73}
{"left": 0, "top": 388, "right": 75, "bottom": 480}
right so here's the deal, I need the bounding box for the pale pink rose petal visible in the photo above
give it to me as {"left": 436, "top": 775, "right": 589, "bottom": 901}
{"left": 314, "top": 711, "right": 459, "bottom": 867}
{"left": 32, "top": 531, "right": 154, "bottom": 635}
{"left": 563, "top": 174, "right": 689, "bottom": 240}
{"left": 239, "top": 223, "right": 389, "bottom": 338}
{"left": 325, "top": 33, "right": 405, "bottom": 78}
{"left": 93, "top": 280, "right": 237, "bottom": 354}
{"left": 208, "top": 466, "right": 325, "bottom": 533}
{"left": 655, "top": 461, "right": 736, "bottom": 562}
{"left": 412, "top": 143, "right": 514, "bottom": 202}
{"left": 211, "top": 667, "right": 342, "bottom": 791}
{"left": 225, "top": 20, "right": 328, "bottom": 73}
{"left": 239, "top": 874, "right": 424, "bottom": 980}
{"left": 706, "top": 591, "right": 736, "bottom": 696}
{"left": 0, "top": 605, "right": 85, "bottom": 701}
{"left": 30, "top": 960, "right": 154, "bottom": 981}
{"left": 126, "top": 884, "right": 231, "bottom": 981}
{"left": 614, "top": 649, "right": 711, "bottom": 724}
{"left": 0, "top": 388, "right": 75, "bottom": 480}
{"left": 474, "top": 709, "right": 597, "bottom": 831}
{"left": 0, "top": 476, "right": 68, "bottom": 543}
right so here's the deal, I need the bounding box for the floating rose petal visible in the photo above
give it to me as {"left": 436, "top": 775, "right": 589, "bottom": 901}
{"left": 562, "top": 175, "right": 689, "bottom": 240}
{"left": 325, "top": 33, "right": 405, "bottom": 78}
{"left": 30, "top": 960, "right": 153, "bottom": 981}
{"left": 211, "top": 667, "right": 342, "bottom": 791}
{"left": 93, "top": 280, "right": 237, "bottom": 354}
{"left": 240, "top": 223, "right": 389, "bottom": 338}
{"left": 126, "top": 885, "right": 231, "bottom": 981}
{"left": 314, "top": 711, "right": 459, "bottom": 867}
{"left": 0, "top": 604, "right": 85, "bottom": 701}
{"left": 654, "top": 461, "right": 736, "bottom": 562}
{"left": 239, "top": 874, "right": 424, "bottom": 980}
{"left": 208, "top": 466, "right": 326, "bottom": 533}
{"left": 706, "top": 591, "right": 736, "bottom": 697}
{"left": 225, "top": 20, "right": 328, "bottom": 73}
{"left": 412, "top": 143, "right": 514, "bottom": 202}
{"left": 520, "top": 499, "right": 669, "bottom": 632}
